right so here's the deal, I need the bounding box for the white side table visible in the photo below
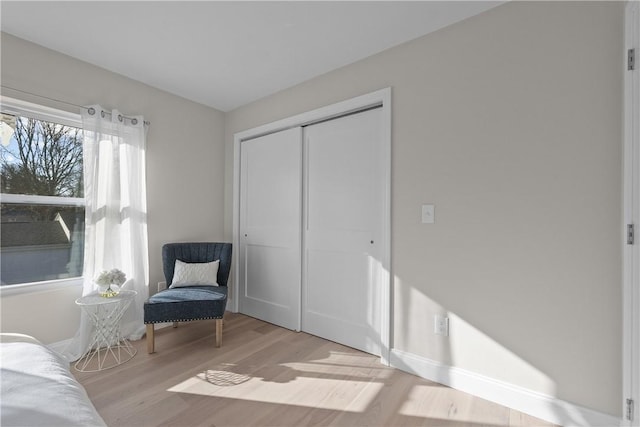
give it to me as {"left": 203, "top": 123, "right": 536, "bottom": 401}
{"left": 74, "top": 290, "right": 137, "bottom": 372}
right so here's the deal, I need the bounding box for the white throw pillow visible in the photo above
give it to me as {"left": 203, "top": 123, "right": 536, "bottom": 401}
{"left": 170, "top": 259, "right": 219, "bottom": 288}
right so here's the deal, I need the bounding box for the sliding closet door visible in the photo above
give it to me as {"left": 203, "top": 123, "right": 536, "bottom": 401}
{"left": 239, "top": 127, "right": 302, "bottom": 331}
{"left": 302, "top": 108, "right": 384, "bottom": 356}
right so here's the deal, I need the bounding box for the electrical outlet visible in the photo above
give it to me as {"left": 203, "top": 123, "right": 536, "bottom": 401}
{"left": 434, "top": 315, "right": 449, "bottom": 336}
{"left": 421, "top": 204, "right": 435, "bottom": 224}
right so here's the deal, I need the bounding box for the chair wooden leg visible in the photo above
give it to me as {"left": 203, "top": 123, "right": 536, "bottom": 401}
{"left": 215, "top": 318, "right": 223, "bottom": 348}
{"left": 146, "top": 324, "right": 155, "bottom": 354}
{"left": 173, "top": 322, "right": 178, "bottom": 328}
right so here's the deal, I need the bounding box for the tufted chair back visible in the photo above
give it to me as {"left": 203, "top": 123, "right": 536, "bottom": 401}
{"left": 162, "top": 242, "right": 232, "bottom": 287}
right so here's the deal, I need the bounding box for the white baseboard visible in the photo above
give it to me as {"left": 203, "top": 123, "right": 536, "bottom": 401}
{"left": 390, "top": 349, "right": 621, "bottom": 427}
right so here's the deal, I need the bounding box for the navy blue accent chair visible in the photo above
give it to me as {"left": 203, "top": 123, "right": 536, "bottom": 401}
{"left": 144, "top": 242, "right": 232, "bottom": 353}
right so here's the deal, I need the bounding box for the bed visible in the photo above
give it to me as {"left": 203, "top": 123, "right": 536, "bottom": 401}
{"left": 0, "top": 333, "right": 106, "bottom": 427}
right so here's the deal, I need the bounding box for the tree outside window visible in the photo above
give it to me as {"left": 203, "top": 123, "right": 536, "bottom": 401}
{"left": 1, "top": 110, "right": 85, "bottom": 286}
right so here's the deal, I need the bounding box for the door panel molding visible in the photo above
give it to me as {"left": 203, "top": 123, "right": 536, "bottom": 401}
{"left": 302, "top": 108, "right": 384, "bottom": 357}
{"left": 238, "top": 127, "right": 302, "bottom": 331}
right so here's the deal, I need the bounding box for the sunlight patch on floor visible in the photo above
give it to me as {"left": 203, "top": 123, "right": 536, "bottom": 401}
{"left": 168, "top": 372, "right": 384, "bottom": 412}
{"left": 398, "top": 384, "right": 509, "bottom": 425}
{"left": 280, "top": 360, "right": 393, "bottom": 380}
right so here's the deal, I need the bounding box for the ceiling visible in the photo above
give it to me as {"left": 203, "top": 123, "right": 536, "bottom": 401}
{"left": 1, "top": 1, "right": 503, "bottom": 112}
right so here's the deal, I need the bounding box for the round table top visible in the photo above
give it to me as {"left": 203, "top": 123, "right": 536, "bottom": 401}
{"left": 76, "top": 289, "right": 137, "bottom": 306}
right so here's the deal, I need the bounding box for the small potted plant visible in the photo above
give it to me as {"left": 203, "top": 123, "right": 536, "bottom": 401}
{"left": 95, "top": 268, "right": 127, "bottom": 298}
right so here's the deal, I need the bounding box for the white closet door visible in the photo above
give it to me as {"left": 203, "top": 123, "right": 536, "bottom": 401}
{"left": 303, "top": 108, "right": 384, "bottom": 356}
{"left": 239, "top": 127, "right": 302, "bottom": 331}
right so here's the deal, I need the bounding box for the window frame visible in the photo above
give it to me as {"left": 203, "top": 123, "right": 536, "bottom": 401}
{"left": 0, "top": 96, "right": 85, "bottom": 294}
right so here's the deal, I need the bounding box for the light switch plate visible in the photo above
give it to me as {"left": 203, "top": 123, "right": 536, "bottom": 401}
{"left": 434, "top": 315, "right": 449, "bottom": 336}
{"left": 422, "top": 204, "right": 435, "bottom": 224}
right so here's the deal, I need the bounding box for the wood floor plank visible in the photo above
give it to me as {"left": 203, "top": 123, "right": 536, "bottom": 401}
{"left": 74, "top": 313, "right": 556, "bottom": 427}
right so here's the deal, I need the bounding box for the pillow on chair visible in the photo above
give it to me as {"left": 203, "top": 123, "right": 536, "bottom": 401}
{"left": 170, "top": 259, "right": 219, "bottom": 288}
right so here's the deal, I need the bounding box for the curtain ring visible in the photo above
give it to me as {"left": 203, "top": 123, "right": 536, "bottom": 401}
{"left": 131, "top": 118, "right": 138, "bottom": 125}
{"left": 87, "top": 107, "right": 95, "bottom": 116}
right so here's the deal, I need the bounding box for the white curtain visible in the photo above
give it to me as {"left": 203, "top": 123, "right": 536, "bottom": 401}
{"left": 61, "top": 106, "right": 149, "bottom": 361}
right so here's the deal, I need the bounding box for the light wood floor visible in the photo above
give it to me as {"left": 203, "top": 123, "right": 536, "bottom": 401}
{"left": 74, "top": 312, "right": 556, "bottom": 427}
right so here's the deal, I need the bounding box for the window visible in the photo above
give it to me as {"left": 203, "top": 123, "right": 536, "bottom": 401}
{"left": 1, "top": 98, "right": 85, "bottom": 287}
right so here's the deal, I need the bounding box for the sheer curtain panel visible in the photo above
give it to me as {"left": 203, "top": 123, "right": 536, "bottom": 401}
{"left": 62, "top": 106, "right": 149, "bottom": 361}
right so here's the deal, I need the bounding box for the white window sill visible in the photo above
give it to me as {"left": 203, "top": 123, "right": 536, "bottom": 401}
{"left": 0, "top": 277, "right": 84, "bottom": 297}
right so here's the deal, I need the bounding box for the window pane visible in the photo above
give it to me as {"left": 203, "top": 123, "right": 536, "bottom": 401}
{"left": 1, "top": 203, "right": 84, "bottom": 285}
{"left": 1, "top": 107, "right": 85, "bottom": 286}
{"left": 0, "top": 114, "right": 84, "bottom": 197}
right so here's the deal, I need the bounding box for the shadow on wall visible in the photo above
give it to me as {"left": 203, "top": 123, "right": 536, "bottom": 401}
{"left": 394, "top": 274, "right": 565, "bottom": 422}
{"left": 393, "top": 273, "right": 618, "bottom": 426}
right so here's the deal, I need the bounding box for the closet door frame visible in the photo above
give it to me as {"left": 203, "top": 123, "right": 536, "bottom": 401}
{"left": 232, "top": 88, "right": 392, "bottom": 363}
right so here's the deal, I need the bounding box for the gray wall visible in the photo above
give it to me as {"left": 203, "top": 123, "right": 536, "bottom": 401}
{"left": 224, "top": 2, "right": 623, "bottom": 416}
{"left": 0, "top": 33, "right": 225, "bottom": 343}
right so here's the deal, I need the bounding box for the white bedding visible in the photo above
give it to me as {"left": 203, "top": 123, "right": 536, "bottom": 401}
{"left": 0, "top": 333, "right": 106, "bottom": 427}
